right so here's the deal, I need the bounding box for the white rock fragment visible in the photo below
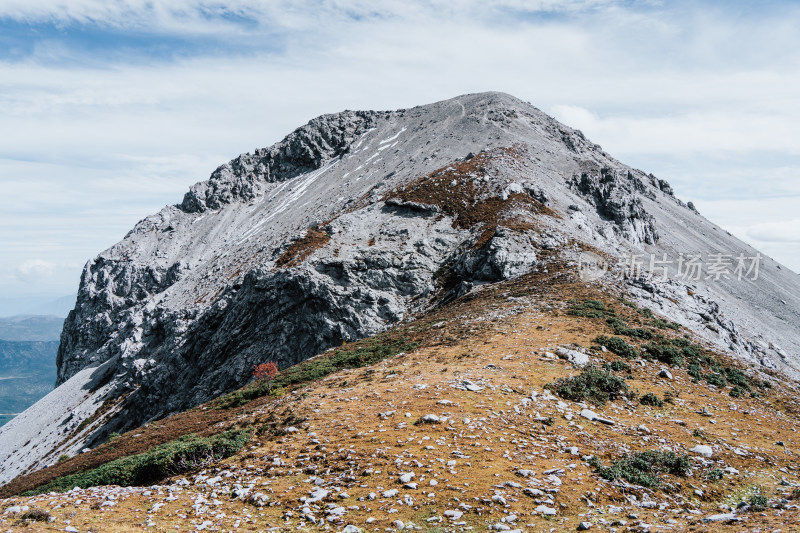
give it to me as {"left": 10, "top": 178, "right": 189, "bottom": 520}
{"left": 535, "top": 505, "right": 557, "bottom": 516}
{"left": 556, "top": 347, "right": 590, "bottom": 367}
{"left": 690, "top": 445, "right": 713, "bottom": 458}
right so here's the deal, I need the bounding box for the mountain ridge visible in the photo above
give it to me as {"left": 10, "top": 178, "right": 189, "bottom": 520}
{"left": 1, "top": 91, "right": 798, "bottom": 489}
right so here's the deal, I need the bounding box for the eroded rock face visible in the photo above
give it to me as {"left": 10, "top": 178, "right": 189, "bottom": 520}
{"left": 453, "top": 227, "right": 539, "bottom": 282}
{"left": 4, "top": 91, "right": 799, "bottom": 486}
{"left": 569, "top": 167, "right": 659, "bottom": 245}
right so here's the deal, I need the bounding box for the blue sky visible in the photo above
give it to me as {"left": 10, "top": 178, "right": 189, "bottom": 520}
{"left": 0, "top": 0, "right": 799, "bottom": 312}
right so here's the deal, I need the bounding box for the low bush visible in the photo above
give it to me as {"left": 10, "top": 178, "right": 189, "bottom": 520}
{"left": 705, "top": 373, "right": 727, "bottom": 388}
{"left": 651, "top": 318, "right": 681, "bottom": 330}
{"left": 621, "top": 327, "right": 655, "bottom": 340}
{"left": 640, "top": 392, "right": 664, "bottom": 407}
{"left": 547, "top": 366, "right": 630, "bottom": 405}
{"left": 606, "top": 317, "right": 654, "bottom": 340}
{"left": 595, "top": 335, "right": 639, "bottom": 359}
{"left": 567, "top": 300, "right": 610, "bottom": 318}
{"left": 24, "top": 429, "right": 250, "bottom": 495}
{"left": 748, "top": 492, "right": 768, "bottom": 511}
{"left": 18, "top": 508, "right": 50, "bottom": 522}
{"left": 588, "top": 450, "right": 691, "bottom": 488}
{"left": 729, "top": 385, "right": 746, "bottom": 398}
{"left": 643, "top": 342, "right": 684, "bottom": 367}
{"left": 216, "top": 335, "right": 418, "bottom": 409}
{"left": 723, "top": 367, "right": 750, "bottom": 389}
{"left": 602, "top": 360, "right": 632, "bottom": 373}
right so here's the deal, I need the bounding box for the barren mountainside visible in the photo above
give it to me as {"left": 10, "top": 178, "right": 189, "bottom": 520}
{"left": 1, "top": 91, "right": 798, "bottom": 495}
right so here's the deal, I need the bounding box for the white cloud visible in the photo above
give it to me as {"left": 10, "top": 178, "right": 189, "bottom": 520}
{"left": 550, "top": 103, "right": 800, "bottom": 156}
{"left": 0, "top": 0, "right": 625, "bottom": 28}
{"left": 746, "top": 220, "right": 800, "bottom": 244}
{"left": 14, "top": 259, "right": 56, "bottom": 283}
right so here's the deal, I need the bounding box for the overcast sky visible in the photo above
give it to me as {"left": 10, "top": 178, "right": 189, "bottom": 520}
{"left": 0, "top": 0, "right": 798, "bottom": 313}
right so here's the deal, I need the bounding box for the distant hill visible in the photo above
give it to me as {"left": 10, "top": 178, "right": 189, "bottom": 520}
{"left": 0, "top": 294, "right": 75, "bottom": 319}
{"left": 0, "top": 335, "right": 59, "bottom": 427}
{"left": 23, "top": 295, "right": 76, "bottom": 318}
{"left": 0, "top": 315, "right": 64, "bottom": 342}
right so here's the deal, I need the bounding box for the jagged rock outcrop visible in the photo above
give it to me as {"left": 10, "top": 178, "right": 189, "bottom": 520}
{"left": 180, "top": 111, "right": 380, "bottom": 213}
{"left": 569, "top": 166, "right": 659, "bottom": 245}
{"left": 2, "top": 91, "right": 799, "bottom": 487}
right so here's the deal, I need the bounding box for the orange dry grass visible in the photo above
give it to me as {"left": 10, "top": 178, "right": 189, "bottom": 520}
{"left": 5, "top": 266, "right": 800, "bottom": 532}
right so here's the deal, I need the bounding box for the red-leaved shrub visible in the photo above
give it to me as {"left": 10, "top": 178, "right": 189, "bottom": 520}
{"left": 253, "top": 362, "right": 279, "bottom": 391}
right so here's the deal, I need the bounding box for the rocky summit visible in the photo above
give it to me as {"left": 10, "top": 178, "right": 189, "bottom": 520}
{"left": 1, "top": 92, "right": 799, "bottom": 531}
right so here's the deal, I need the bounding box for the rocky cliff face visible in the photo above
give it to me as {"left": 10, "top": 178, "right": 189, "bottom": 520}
{"left": 2, "top": 92, "right": 799, "bottom": 486}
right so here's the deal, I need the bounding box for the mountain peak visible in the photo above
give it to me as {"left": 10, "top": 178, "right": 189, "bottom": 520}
{"left": 1, "top": 92, "right": 798, "bottom": 491}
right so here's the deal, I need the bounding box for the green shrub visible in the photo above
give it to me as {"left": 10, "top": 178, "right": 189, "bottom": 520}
{"left": 651, "top": 318, "right": 680, "bottom": 330}
{"left": 687, "top": 362, "right": 702, "bottom": 380}
{"left": 640, "top": 392, "right": 664, "bottom": 407}
{"left": 605, "top": 317, "right": 654, "bottom": 340}
{"left": 588, "top": 450, "right": 691, "bottom": 488}
{"left": 216, "top": 335, "right": 419, "bottom": 409}
{"left": 729, "top": 386, "right": 746, "bottom": 398}
{"left": 595, "top": 335, "right": 639, "bottom": 359}
{"left": 624, "top": 328, "right": 655, "bottom": 340}
{"left": 24, "top": 429, "right": 251, "bottom": 495}
{"left": 18, "top": 508, "right": 50, "bottom": 522}
{"left": 705, "top": 373, "right": 727, "bottom": 388}
{"left": 547, "top": 366, "right": 630, "bottom": 405}
{"left": 723, "top": 367, "right": 751, "bottom": 389}
{"left": 567, "top": 300, "right": 609, "bottom": 318}
{"left": 602, "top": 360, "right": 632, "bottom": 373}
{"left": 706, "top": 468, "right": 724, "bottom": 482}
{"left": 681, "top": 343, "right": 702, "bottom": 360}
{"left": 643, "top": 342, "right": 684, "bottom": 367}
{"left": 748, "top": 492, "right": 768, "bottom": 511}
{"left": 57, "top": 454, "right": 70, "bottom": 463}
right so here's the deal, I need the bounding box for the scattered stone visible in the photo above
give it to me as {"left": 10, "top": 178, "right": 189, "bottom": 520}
{"left": 658, "top": 369, "right": 673, "bottom": 380}
{"left": 690, "top": 445, "right": 713, "bottom": 458}
{"left": 461, "top": 380, "right": 483, "bottom": 392}
{"left": 577, "top": 522, "right": 593, "bottom": 531}
{"left": 556, "top": 347, "right": 590, "bottom": 367}
{"left": 580, "top": 409, "right": 614, "bottom": 425}
{"left": 703, "top": 513, "right": 740, "bottom": 523}
{"left": 399, "top": 472, "right": 414, "bottom": 483}
{"left": 444, "top": 510, "right": 464, "bottom": 520}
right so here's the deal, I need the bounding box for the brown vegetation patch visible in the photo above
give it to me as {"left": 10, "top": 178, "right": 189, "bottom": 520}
{"left": 275, "top": 225, "right": 331, "bottom": 268}
{"left": 384, "top": 145, "right": 558, "bottom": 248}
